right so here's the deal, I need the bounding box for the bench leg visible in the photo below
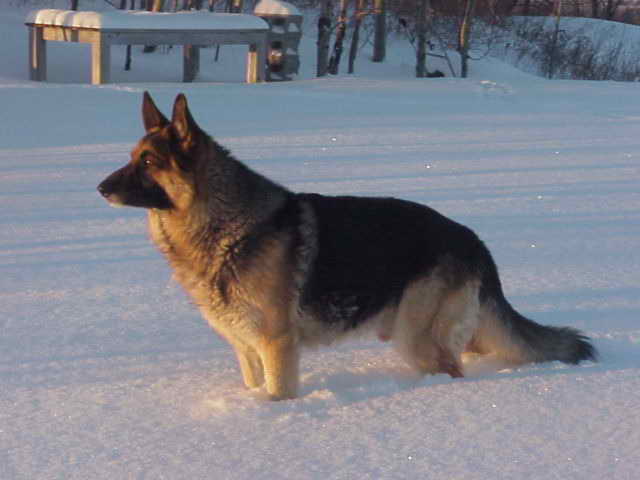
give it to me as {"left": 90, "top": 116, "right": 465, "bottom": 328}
{"left": 91, "top": 37, "right": 111, "bottom": 84}
{"left": 183, "top": 45, "right": 200, "bottom": 82}
{"left": 247, "top": 41, "right": 266, "bottom": 83}
{"left": 29, "top": 27, "right": 46, "bottom": 81}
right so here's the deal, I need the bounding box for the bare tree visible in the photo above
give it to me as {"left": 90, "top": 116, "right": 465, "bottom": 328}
{"left": 458, "top": 0, "right": 477, "bottom": 78}
{"left": 328, "top": 0, "right": 349, "bottom": 74}
{"left": 498, "top": 0, "right": 520, "bottom": 15}
{"left": 317, "top": 0, "right": 333, "bottom": 76}
{"left": 415, "top": 0, "right": 432, "bottom": 78}
{"left": 348, "top": 0, "right": 367, "bottom": 74}
{"left": 372, "top": 0, "right": 386, "bottom": 62}
{"left": 599, "top": 0, "right": 623, "bottom": 19}
{"left": 548, "top": 0, "right": 563, "bottom": 79}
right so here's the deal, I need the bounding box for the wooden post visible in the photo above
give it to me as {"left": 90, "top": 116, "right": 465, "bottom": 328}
{"left": 183, "top": 45, "right": 200, "bottom": 82}
{"left": 231, "top": 0, "right": 243, "bottom": 13}
{"left": 28, "top": 26, "right": 47, "bottom": 81}
{"left": 246, "top": 41, "right": 266, "bottom": 83}
{"left": 91, "top": 35, "right": 111, "bottom": 84}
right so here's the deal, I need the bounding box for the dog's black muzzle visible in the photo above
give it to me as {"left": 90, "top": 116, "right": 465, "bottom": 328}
{"left": 97, "top": 164, "right": 173, "bottom": 210}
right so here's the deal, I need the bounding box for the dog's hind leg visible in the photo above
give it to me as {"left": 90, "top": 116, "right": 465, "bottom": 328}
{"left": 431, "top": 281, "right": 480, "bottom": 377}
{"left": 393, "top": 278, "right": 479, "bottom": 378}
{"left": 392, "top": 277, "right": 446, "bottom": 376}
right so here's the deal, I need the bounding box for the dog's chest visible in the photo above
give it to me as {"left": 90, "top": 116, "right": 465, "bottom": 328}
{"left": 148, "top": 212, "right": 224, "bottom": 296}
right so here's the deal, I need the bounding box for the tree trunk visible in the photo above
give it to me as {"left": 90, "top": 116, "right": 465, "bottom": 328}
{"left": 70, "top": 0, "right": 79, "bottom": 10}
{"left": 502, "top": 0, "right": 519, "bottom": 15}
{"left": 316, "top": 0, "right": 333, "bottom": 77}
{"left": 458, "top": 0, "right": 476, "bottom": 78}
{"left": 372, "top": 0, "right": 386, "bottom": 62}
{"left": 415, "top": 0, "right": 432, "bottom": 78}
{"left": 548, "top": 0, "right": 562, "bottom": 79}
{"left": 348, "top": 0, "right": 365, "bottom": 74}
{"left": 603, "top": 0, "right": 622, "bottom": 19}
{"left": 328, "top": 0, "right": 348, "bottom": 75}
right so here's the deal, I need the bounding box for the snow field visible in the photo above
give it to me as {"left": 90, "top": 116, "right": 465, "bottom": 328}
{"left": 1, "top": 3, "right": 640, "bottom": 479}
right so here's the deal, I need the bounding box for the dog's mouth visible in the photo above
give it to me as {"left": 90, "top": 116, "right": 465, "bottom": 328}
{"left": 103, "top": 196, "right": 126, "bottom": 208}
{"left": 97, "top": 184, "right": 124, "bottom": 207}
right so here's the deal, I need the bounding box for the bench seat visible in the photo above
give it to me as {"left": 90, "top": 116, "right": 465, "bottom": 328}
{"left": 26, "top": 9, "right": 270, "bottom": 84}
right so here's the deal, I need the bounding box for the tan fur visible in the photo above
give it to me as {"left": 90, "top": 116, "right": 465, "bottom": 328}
{"left": 473, "top": 301, "right": 534, "bottom": 366}
{"left": 150, "top": 206, "right": 302, "bottom": 399}
{"left": 389, "top": 276, "right": 480, "bottom": 378}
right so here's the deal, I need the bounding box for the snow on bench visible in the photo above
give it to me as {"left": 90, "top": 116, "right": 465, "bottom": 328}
{"left": 25, "top": 9, "right": 270, "bottom": 84}
{"left": 26, "top": 9, "right": 269, "bottom": 30}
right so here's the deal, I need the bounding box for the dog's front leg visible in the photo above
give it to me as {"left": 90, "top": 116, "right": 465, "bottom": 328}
{"left": 259, "top": 334, "right": 299, "bottom": 400}
{"left": 233, "top": 345, "right": 265, "bottom": 389}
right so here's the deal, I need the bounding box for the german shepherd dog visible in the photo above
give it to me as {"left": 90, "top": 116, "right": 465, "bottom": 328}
{"left": 98, "top": 92, "right": 596, "bottom": 400}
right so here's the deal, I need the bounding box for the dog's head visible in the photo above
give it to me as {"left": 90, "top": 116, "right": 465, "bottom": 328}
{"left": 97, "top": 92, "right": 205, "bottom": 211}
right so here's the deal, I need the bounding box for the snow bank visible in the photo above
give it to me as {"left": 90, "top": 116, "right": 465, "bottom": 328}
{"left": 254, "top": 0, "right": 301, "bottom": 16}
{"left": 26, "top": 9, "right": 268, "bottom": 30}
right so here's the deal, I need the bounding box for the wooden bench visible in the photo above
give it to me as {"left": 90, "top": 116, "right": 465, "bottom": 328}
{"left": 26, "top": 9, "right": 269, "bottom": 84}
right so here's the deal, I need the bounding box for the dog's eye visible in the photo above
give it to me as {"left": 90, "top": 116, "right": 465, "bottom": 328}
{"left": 141, "top": 152, "right": 156, "bottom": 167}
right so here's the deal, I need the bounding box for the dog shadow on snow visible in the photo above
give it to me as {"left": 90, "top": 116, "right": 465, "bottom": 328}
{"left": 298, "top": 354, "right": 570, "bottom": 403}
{"left": 269, "top": 355, "right": 606, "bottom": 420}
{"left": 199, "top": 349, "right": 609, "bottom": 421}
{"left": 286, "top": 320, "right": 635, "bottom": 412}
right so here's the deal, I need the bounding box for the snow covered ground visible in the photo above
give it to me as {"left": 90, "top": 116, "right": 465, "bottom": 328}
{"left": 1, "top": 3, "right": 639, "bottom": 479}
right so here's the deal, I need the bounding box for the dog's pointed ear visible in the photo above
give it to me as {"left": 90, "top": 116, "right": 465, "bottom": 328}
{"left": 142, "top": 91, "right": 169, "bottom": 133}
{"left": 171, "top": 93, "right": 201, "bottom": 148}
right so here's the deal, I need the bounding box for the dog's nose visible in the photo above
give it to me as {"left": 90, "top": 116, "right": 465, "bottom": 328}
{"left": 97, "top": 183, "right": 109, "bottom": 197}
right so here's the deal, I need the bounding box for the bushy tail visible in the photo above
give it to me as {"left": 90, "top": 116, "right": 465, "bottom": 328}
{"left": 474, "top": 298, "right": 597, "bottom": 365}
{"left": 471, "top": 250, "right": 597, "bottom": 366}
